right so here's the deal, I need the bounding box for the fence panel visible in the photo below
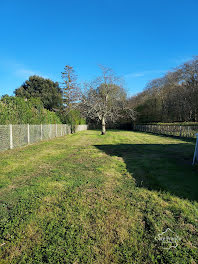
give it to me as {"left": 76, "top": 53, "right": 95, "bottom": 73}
{"left": 12, "top": 124, "right": 28, "bottom": 148}
{"left": 30, "top": 125, "right": 41, "bottom": 143}
{"left": 0, "top": 124, "right": 89, "bottom": 152}
{"left": 42, "top": 125, "right": 50, "bottom": 140}
{"left": 51, "top": 124, "right": 56, "bottom": 138}
{"left": 134, "top": 124, "right": 198, "bottom": 138}
{"left": 74, "top": 125, "right": 88, "bottom": 132}
{"left": 57, "top": 124, "right": 62, "bottom": 137}
{"left": 0, "top": 125, "right": 10, "bottom": 151}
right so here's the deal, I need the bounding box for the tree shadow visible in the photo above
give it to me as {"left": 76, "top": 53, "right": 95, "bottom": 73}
{"left": 95, "top": 143, "right": 198, "bottom": 201}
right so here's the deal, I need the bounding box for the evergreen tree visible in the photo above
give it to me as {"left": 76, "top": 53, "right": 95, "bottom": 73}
{"left": 15, "top": 75, "right": 63, "bottom": 110}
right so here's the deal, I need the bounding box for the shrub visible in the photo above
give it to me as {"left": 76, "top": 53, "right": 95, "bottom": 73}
{"left": 0, "top": 96, "right": 61, "bottom": 124}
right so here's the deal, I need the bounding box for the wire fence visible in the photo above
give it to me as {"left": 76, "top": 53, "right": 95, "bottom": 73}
{"left": 0, "top": 124, "right": 88, "bottom": 151}
{"left": 134, "top": 124, "right": 198, "bottom": 139}
{"left": 74, "top": 124, "right": 89, "bottom": 133}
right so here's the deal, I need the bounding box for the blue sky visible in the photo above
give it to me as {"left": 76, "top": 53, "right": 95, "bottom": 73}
{"left": 0, "top": 0, "right": 198, "bottom": 97}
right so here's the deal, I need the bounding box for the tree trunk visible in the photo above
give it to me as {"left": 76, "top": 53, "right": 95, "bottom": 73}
{"left": 101, "top": 116, "right": 106, "bottom": 135}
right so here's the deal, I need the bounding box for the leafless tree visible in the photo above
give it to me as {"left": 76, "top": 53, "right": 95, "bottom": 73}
{"left": 81, "top": 66, "right": 136, "bottom": 134}
{"left": 129, "top": 57, "right": 198, "bottom": 124}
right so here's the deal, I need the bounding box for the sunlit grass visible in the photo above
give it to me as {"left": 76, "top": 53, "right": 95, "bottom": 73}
{"left": 0, "top": 130, "right": 197, "bottom": 263}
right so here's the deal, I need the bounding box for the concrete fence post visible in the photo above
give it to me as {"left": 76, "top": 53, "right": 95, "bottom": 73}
{"left": 27, "top": 124, "right": 30, "bottom": 144}
{"left": 41, "top": 124, "right": 43, "bottom": 140}
{"left": 9, "top": 124, "right": 13, "bottom": 149}
{"left": 49, "top": 124, "right": 52, "bottom": 139}
{"left": 179, "top": 126, "right": 182, "bottom": 137}
{"left": 192, "top": 133, "right": 198, "bottom": 165}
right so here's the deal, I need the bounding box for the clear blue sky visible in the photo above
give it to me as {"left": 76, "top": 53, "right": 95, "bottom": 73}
{"left": 0, "top": 0, "right": 198, "bottom": 97}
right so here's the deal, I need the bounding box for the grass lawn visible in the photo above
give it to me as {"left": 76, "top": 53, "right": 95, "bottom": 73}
{"left": 0, "top": 130, "right": 198, "bottom": 264}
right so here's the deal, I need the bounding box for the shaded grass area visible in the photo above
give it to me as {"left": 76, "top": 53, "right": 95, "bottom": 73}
{"left": 0, "top": 130, "right": 198, "bottom": 263}
{"left": 95, "top": 142, "right": 198, "bottom": 201}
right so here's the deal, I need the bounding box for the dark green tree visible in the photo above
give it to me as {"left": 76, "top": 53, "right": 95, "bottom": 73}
{"left": 61, "top": 65, "right": 80, "bottom": 108}
{"left": 61, "top": 65, "right": 81, "bottom": 132}
{"left": 14, "top": 75, "right": 63, "bottom": 110}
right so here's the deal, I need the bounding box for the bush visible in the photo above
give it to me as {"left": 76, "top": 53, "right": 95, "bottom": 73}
{"left": 58, "top": 109, "right": 86, "bottom": 125}
{"left": 0, "top": 96, "right": 61, "bottom": 124}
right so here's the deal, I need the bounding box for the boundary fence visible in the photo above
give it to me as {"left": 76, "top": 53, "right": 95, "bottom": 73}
{"left": 134, "top": 124, "right": 198, "bottom": 139}
{"left": 0, "top": 124, "right": 88, "bottom": 151}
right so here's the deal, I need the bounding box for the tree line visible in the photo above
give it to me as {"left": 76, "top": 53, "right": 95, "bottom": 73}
{"left": 1, "top": 65, "right": 135, "bottom": 134}
{"left": 129, "top": 57, "right": 198, "bottom": 124}
{"left": 1, "top": 72, "right": 85, "bottom": 127}
{"left": 3, "top": 57, "right": 196, "bottom": 133}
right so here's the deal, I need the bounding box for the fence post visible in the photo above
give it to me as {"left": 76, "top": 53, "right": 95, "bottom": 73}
{"left": 27, "top": 124, "right": 30, "bottom": 144}
{"left": 192, "top": 133, "right": 198, "bottom": 165}
{"left": 179, "top": 126, "right": 182, "bottom": 137}
{"left": 56, "top": 124, "right": 57, "bottom": 137}
{"left": 49, "top": 124, "right": 51, "bottom": 139}
{"left": 41, "top": 124, "right": 43, "bottom": 140}
{"left": 9, "top": 124, "right": 13, "bottom": 149}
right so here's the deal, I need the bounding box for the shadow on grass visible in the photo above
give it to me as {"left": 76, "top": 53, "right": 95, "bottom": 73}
{"left": 95, "top": 143, "right": 198, "bottom": 201}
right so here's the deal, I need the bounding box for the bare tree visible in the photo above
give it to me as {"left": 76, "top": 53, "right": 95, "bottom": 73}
{"left": 128, "top": 57, "right": 198, "bottom": 124}
{"left": 81, "top": 66, "right": 136, "bottom": 135}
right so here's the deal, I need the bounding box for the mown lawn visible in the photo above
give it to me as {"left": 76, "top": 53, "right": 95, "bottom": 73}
{"left": 0, "top": 130, "right": 197, "bottom": 264}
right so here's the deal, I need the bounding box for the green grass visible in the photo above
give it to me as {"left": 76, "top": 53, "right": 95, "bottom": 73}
{"left": 0, "top": 130, "right": 198, "bottom": 264}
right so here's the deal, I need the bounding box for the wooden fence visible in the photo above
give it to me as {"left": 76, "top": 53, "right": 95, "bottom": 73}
{"left": 134, "top": 124, "right": 198, "bottom": 139}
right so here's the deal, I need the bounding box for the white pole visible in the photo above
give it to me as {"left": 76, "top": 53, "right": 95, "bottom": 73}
{"left": 192, "top": 133, "right": 198, "bottom": 165}
{"left": 41, "top": 124, "right": 43, "bottom": 140}
{"left": 56, "top": 124, "right": 57, "bottom": 137}
{"left": 50, "top": 124, "right": 52, "bottom": 139}
{"left": 27, "top": 124, "right": 30, "bottom": 144}
{"left": 9, "top": 124, "right": 13, "bottom": 149}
